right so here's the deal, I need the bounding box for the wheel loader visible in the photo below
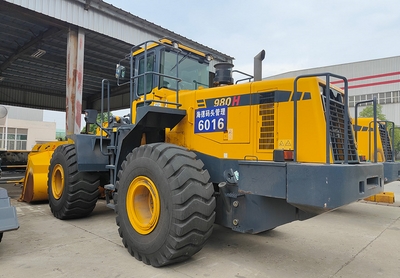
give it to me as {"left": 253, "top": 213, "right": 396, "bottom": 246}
{"left": 28, "top": 38, "right": 384, "bottom": 267}
{"left": 353, "top": 98, "right": 400, "bottom": 183}
{"left": 354, "top": 117, "right": 400, "bottom": 183}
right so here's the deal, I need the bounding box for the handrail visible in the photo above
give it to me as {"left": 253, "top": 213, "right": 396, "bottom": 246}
{"left": 129, "top": 40, "right": 183, "bottom": 116}
{"left": 232, "top": 70, "right": 253, "bottom": 84}
{"left": 193, "top": 80, "right": 209, "bottom": 89}
{"left": 293, "top": 73, "right": 349, "bottom": 164}
{"left": 372, "top": 120, "right": 395, "bottom": 162}
{"left": 100, "top": 79, "right": 111, "bottom": 156}
{"left": 389, "top": 125, "right": 399, "bottom": 161}
{"left": 131, "top": 71, "right": 182, "bottom": 107}
{"left": 354, "top": 97, "right": 377, "bottom": 162}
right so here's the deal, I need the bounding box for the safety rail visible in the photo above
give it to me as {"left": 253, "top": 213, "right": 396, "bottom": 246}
{"left": 99, "top": 79, "right": 111, "bottom": 156}
{"left": 128, "top": 40, "right": 184, "bottom": 121}
{"left": 369, "top": 120, "right": 395, "bottom": 162}
{"left": 293, "top": 73, "right": 350, "bottom": 164}
{"left": 193, "top": 80, "right": 209, "bottom": 89}
{"left": 99, "top": 79, "right": 134, "bottom": 153}
{"left": 232, "top": 70, "right": 253, "bottom": 84}
{"left": 354, "top": 97, "right": 378, "bottom": 162}
{"left": 377, "top": 121, "right": 395, "bottom": 162}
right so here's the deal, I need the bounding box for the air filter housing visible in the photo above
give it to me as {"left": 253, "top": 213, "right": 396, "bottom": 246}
{"left": 213, "top": 62, "right": 234, "bottom": 86}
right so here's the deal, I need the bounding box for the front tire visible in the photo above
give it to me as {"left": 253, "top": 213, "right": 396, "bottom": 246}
{"left": 48, "top": 144, "right": 100, "bottom": 219}
{"left": 115, "top": 143, "right": 216, "bottom": 267}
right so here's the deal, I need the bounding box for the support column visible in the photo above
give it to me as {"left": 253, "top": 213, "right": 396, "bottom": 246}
{"left": 66, "top": 27, "right": 85, "bottom": 136}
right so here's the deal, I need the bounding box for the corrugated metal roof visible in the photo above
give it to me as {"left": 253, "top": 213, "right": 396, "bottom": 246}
{"left": 0, "top": 0, "right": 233, "bottom": 112}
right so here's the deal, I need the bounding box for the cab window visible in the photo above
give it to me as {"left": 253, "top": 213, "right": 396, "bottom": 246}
{"left": 159, "top": 50, "right": 209, "bottom": 91}
{"left": 137, "top": 52, "right": 155, "bottom": 96}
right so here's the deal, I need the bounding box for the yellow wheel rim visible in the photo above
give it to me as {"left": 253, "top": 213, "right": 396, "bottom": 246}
{"left": 126, "top": 176, "right": 160, "bottom": 235}
{"left": 51, "top": 164, "right": 64, "bottom": 200}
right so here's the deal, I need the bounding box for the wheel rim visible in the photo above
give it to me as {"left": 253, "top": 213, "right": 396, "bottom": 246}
{"left": 126, "top": 176, "right": 160, "bottom": 235}
{"left": 51, "top": 164, "right": 64, "bottom": 200}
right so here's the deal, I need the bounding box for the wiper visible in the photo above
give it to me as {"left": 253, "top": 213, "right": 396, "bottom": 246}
{"left": 170, "top": 52, "right": 191, "bottom": 72}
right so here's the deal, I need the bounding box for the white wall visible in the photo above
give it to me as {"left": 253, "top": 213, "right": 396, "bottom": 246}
{"left": 7, "top": 118, "right": 56, "bottom": 150}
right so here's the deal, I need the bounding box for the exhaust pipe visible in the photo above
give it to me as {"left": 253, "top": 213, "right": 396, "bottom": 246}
{"left": 254, "top": 50, "right": 265, "bottom": 81}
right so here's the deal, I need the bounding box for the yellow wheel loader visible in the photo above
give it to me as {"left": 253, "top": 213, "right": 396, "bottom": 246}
{"left": 354, "top": 99, "right": 400, "bottom": 183}
{"left": 354, "top": 118, "right": 400, "bottom": 182}
{"left": 19, "top": 140, "right": 70, "bottom": 202}
{"left": 39, "top": 39, "right": 383, "bottom": 267}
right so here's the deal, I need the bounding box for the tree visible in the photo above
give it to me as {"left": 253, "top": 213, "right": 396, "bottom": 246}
{"left": 358, "top": 104, "right": 386, "bottom": 120}
{"left": 81, "top": 112, "right": 112, "bottom": 134}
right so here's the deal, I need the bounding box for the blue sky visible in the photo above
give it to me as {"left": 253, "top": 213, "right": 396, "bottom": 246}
{"left": 109, "top": 0, "right": 400, "bottom": 76}
{"left": 44, "top": 0, "right": 400, "bottom": 128}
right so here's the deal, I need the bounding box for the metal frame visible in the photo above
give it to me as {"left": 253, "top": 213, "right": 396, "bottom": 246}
{"left": 293, "top": 73, "right": 349, "bottom": 164}
{"left": 354, "top": 97, "right": 378, "bottom": 162}
{"left": 368, "top": 120, "right": 395, "bottom": 162}
{"left": 129, "top": 40, "right": 183, "bottom": 119}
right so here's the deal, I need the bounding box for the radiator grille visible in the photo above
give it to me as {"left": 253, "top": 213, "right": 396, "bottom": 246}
{"left": 379, "top": 123, "right": 393, "bottom": 161}
{"left": 259, "top": 93, "right": 275, "bottom": 149}
{"left": 323, "top": 97, "right": 358, "bottom": 163}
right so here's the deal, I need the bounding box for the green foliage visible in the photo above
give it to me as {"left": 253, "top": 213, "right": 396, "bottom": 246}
{"left": 81, "top": 112, "right": 112, "bottom": 134}
{"left": 358, "top": 104, "right": 386, "bottom": 120}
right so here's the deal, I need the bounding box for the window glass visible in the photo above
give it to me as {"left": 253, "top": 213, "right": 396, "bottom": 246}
{"left": 137, "top": 53, "right": 155, "bottom": 96}
{"left": 379, "top": 92, "right": 385, "bottom": 104}
{"left": 393, "top": 91, "right": 399, "bottom": 103}
{"left": 17, "top": 134, "right": 27, "bottom": 140}
{"left": 3, "top": 128, "right": 28, "bottom": 150}
{"left": 7, "top": 140, "right": 14, "bottom": 150}
{"left": 349, "top": 96, "right": 355, "bottom": 107}
{"left": 160, "top": 50, "right": 209, "bottom": 91}
{"left": 385, "top": 92, "right": 392, "bottom": 103}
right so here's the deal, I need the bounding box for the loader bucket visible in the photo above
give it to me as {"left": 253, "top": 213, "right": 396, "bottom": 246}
{"left": 19, "top": 141, "right": 69, "bottom": 202}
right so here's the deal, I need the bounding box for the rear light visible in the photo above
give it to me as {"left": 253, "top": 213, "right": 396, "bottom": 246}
{"left": 283, "top": 150, "right": 294, "bottom": 161}
{"left": 273, "top": 149, "right": 294, "bottom": 162}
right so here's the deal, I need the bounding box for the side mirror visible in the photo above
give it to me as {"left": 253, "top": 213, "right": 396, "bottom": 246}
{"left": 115, "top": 64, "right": 126, "bottom": 79}
{"left": 84, "top": 109, "right": 98, "bottom": 124}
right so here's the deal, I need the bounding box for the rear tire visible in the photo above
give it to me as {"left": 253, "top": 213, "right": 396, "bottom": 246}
{"left": 48, "top": 144, "right": 100, "bottom": 220}
{"left": 115, "top": 143, "right": 215, "bottom": 267}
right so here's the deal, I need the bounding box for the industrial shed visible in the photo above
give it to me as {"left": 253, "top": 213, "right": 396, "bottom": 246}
{"left": 0, "top": 0, "right": 233, "bottom": 146}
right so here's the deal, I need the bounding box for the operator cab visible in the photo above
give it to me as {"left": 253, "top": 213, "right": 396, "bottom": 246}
{"left": 116, "top": 39, "right": 213, "bottom": 100}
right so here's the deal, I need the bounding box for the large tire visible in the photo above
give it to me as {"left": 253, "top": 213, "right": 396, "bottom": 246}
{"left": 48, "top": 144, "right": 100, "bottom": 220}
{"left": 115, "top": 143, "right": 216, "bottom": 267}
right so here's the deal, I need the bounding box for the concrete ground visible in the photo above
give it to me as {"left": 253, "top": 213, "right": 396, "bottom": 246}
{"left": 1, "top": 174, "right": 400, "bottom": 278}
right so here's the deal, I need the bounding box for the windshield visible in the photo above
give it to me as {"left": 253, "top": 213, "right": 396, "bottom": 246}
{"left": 160, "top": 50, "right": 209, "bottom": 91}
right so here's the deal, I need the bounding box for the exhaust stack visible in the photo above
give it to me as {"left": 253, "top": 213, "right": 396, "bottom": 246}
{"left": 254, "top": 50, "right": 265, "bottom": 81}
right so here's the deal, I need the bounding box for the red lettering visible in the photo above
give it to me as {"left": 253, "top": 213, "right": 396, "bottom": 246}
{"left": 232, "top": 96, "right": 241, "bottom": 106}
